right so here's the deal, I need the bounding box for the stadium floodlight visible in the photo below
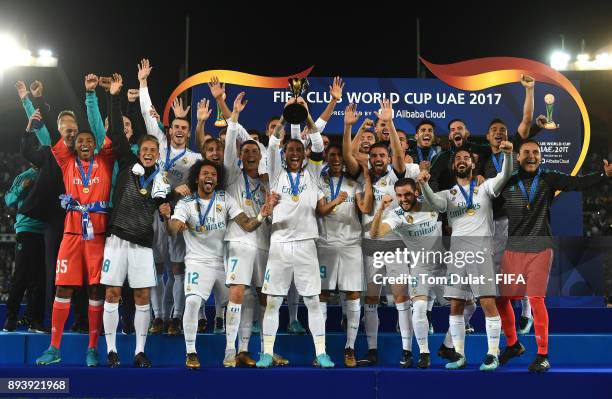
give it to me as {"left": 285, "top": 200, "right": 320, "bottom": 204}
{"left": 0, "top": 33, "right": 58, "bottom": 71}
{"left": 576, "top": 53, "right": 589, "bottom": 63}
{"left": 0, "top": 34, "right": 20, "bottom": 70}
{"left": 550, "top": 50, "right": 570, "bottom": 70}
{"left": 593, "top": 52, "right": 612, "bottom": 69}
{"left": 38, "top": 49, "right": 52, "bottom": 58}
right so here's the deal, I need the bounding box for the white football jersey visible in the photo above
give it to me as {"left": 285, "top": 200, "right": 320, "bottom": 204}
{"left": 159, "top": 145, "right": 202, "bottom": 188}
{"left": 172, "top": 190, "right": 242, "bottom": 262}
{"left": 383, "top": 203, "right": 441, "bottom": 249}
{"left": 224, "top": 171, "right": 270, "bottom": 250}
{"left": 316, "top": 174, "right": 363, "bottom": 246}
{"left": 436, "top": 179, "right": 499, "bottom": 236}
{"left": 139, "top": 87, "right": 202, "bottom": 188}
{"left": 360, "top": 163, "right": 420, "bottom": 241}
{"left": 268, "top": 135, "right": 324, "bottom": 243}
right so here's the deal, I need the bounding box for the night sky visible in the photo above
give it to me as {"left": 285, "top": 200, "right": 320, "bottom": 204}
{"left": 1, "top": 0, "right": 611, "bottom": 153}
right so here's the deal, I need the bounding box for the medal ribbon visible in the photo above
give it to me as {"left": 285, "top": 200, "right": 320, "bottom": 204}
{"left": 287, "top": 171, "right": 301, "bottom": 197}
{"left": 243, "top": 170, "right": 260, "bottom": 202}
{"left": 164, "top": 145, "right": 187, "bottom": 172}
{"left": 140, "top": 164, "right": 160, "bottom": 191}
{"left": 329, "top": 175, "right": 343, "bottom": 201}
{"left": 491, "top": 152, "right": 504, "bottom": 173}
{"left": 517, "top": 168, "right": 541, "bottom": 209}
{"left": 76, "top": 157, "right": 94, "bottom": 191}
{"left": 457, "top": 179, "right": 476, "bottom": 211}
{"left": 196, "top": 190, "right": 216, "bottom": 229}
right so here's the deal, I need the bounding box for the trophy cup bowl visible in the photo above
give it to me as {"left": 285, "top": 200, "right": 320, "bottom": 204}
{"left": 283, "top": 78, "right": 309, "bottom": 124}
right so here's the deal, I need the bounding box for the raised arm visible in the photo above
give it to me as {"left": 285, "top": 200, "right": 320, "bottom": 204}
{"left": 16, "top": 81, "right": 51, "bottom": 145}
{"left": 369, "top": 195, "right": 394, "bottom": 239}
{"left": 517, "top": 75, "right": 535, "bottom": 139}
{"left": 126, "top": 89, "right": 146, "bottom": 144}
{"left": 208, "top": 76, "right": 231, "bottom": 120}
{"left": 267, "top": 116, "right": 286, "bottom": 183}
{"left": 547, "top": 160, "right": 612, "bottom": 192}
{"left": 417, "top": 170, "right": 447, "bottom": 212}
{"left": 195, "top": 98, "right": 212, "bottom": 151}
{"left": 107, "top": 74, "right": 133, "bottom": 169}
{"left": 488, "top": 141, "right": 514, "bottom": 196}
{"left": 84, "top": 74, "right": 107, "bottom": 152}
{"left": 224, "top": 92, "right": 250, "bottom": 172}
{"left": 343, "top": 103, "right": 361, "bottom": 176}
{"left": 376, "top": 99, "right": 405, "bottom": 175}
{"left": 138, "top": 58, "right": 166, "bottom": 143}
{"left": 29, "top": 81, "right": 61, "bottom": 146}
{"left": 317, "top": 76, "right": 344, "bottom": 123}
{"left": 356, "top": 165, "right": 374, "bottom": 214}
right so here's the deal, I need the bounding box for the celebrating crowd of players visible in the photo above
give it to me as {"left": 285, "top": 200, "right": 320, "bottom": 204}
{"left": 6, "top": 60, "right": 612, "bottom": 373}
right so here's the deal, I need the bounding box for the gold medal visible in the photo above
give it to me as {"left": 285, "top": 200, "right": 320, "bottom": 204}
{"left": 332, "top": 206, "right": 337, "bottom": 213}
{"left": 466, "top": 208, "right": 476, "bottom": 216}
{"left": 406, "top": 214, "right": 414, "bottom": 224}
{"left": 140, "top": 188, "right": 148, "bottom": 195}
{"left": 526, "top": 204, "right": 531, "bottom": 210}
{"left": 182, "top": 157, "right": 188, "bottom": 164}
{"left": 473, "top": 187, "right": 479, "bottom": 195}
{"left": 244, "top": 199, "right": 253, "bottom": 206}
{"left": 292, "top": 195, "right": 299, "bottom": 202}
{"left": 199, "top": 225, "right": 206, "bottom": 232}
{"left": 163, "top": 171, "right": 169, "bottom": 177}
{"left": 82, "top": 187, "right": 90, "bottom": 194}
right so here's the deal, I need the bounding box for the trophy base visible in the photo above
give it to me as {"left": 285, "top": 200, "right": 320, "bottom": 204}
{"left": 283, "top": 103, "right": 308, "bottom": 124}
{"left": 544, "top": 121, "right": 558, "bottom": 130}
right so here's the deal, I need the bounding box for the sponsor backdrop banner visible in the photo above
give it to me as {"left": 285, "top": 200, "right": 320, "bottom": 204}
{"left": 188, "top": 75, "right": 584, "bottom": 236}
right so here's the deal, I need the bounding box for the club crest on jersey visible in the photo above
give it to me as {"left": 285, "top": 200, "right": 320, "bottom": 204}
{"left": 230, "top": 273, "right": 236, "bottom": 281}
{"left": 380, "top": 180, "right": 387, "bottom": 187}
{"left": 182, "top": 157, "right": 189, "bottom": 164}
{"left": 216, "top": 204, "right": 223, "bottom": 213}
{"left": 186, "top": 285, "right": 192, "bottom": 292}
{"left": 450, "top": 188, "right": 457, "bottom": 195}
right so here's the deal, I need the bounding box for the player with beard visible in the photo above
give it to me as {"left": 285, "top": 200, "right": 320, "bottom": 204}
{"left": 316, "top": 144, "right": 373, "bottom": 367}
{"left": 221, "top": 92, "right": 288, "bottom": 367}
{"left": 496, "top": 140, "right": 612, "bottom": 372}
{"left": 369, "top": 178, "right": 444, "bottom": 368}
{"left": 138, "top": 59, "right": 203, "bottom": 335}
{"left": 418, "top": 142, "right": 513, "bottom": 371}
{"left": 161, "top": 160, "right": 277, "bottom": 369}
{"left": 256, "top": 98, "right": 335, "bottom": 368}
{"left": 36, "top": 85, "right": 117, "bottom": 366}
{"left": 343, "top": 102, "right": 420, "bottom": 367}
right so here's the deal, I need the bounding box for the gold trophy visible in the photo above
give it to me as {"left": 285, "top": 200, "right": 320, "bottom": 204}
{"left": 283, "top": 78, "right": 309, "bottom": 124}
{"left": 543, "top": 94, "right": 558, "bottom": 129}
{"left": 214, "top": 93, "right": 227, "bottom": 127}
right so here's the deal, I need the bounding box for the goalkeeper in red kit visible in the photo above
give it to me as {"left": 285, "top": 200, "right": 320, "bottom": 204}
{"left": 34, "top": 80, "right": 116, "bottom": 366}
